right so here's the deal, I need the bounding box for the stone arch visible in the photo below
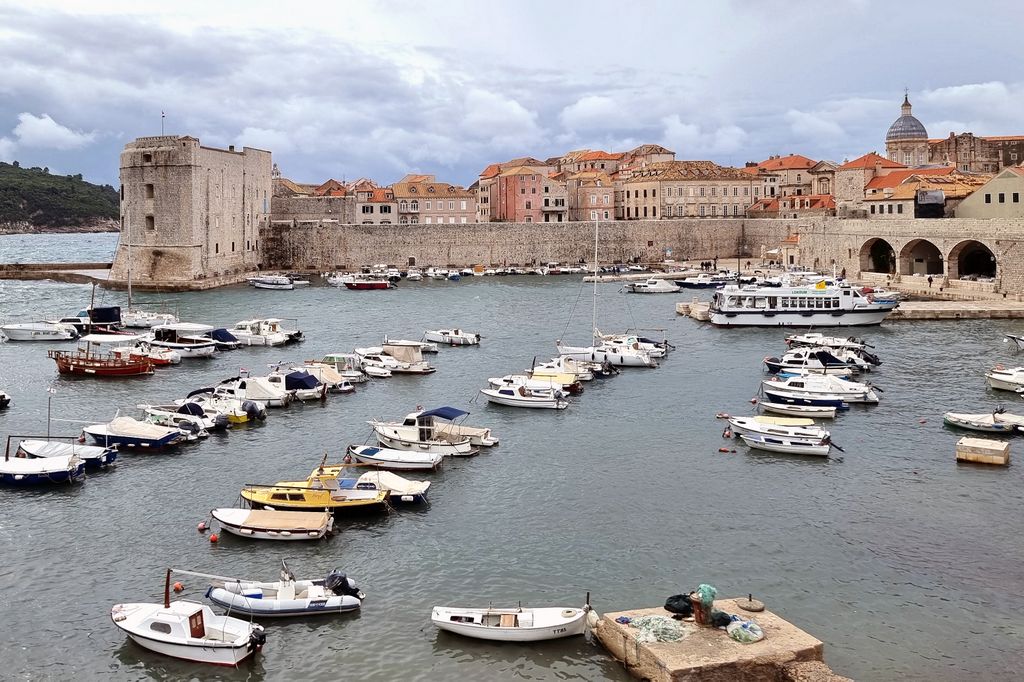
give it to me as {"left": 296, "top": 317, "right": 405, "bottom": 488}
{"left": 899, "top": 238, "right": 944, "bottom": 276}
{"left": 859, "top": 238, "right": 896, "bottom": 274}
{"left": 816, "top": 177, "right": 830, "bottom": 195}
{"left": 948, "top": 240, "right": 996, "bottom": 280}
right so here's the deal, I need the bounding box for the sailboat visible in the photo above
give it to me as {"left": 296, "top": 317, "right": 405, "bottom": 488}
{"left": 120, "top": 217, "right": 178, "bottom": 328}
{"left": 555, "top": 220, "right": 658, "bottom": 368}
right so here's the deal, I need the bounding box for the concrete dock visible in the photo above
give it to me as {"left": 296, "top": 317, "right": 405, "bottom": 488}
{"left": 676, "top": 299, "right": 1024, "bottom": 322}
{"left": 594, "top": 599, "right": 848, "bottom": 681}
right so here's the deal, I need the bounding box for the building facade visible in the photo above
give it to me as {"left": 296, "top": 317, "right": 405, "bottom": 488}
{"left": 392, "top": 175, "right": 476, "bottom": 225}
{"left": 623, "top": 161, "right": 759, "bottom": 219}
{"left": 111, "top": 135, "right": 271, "bottom": 286}
{"left": 956, "top": 166, "right": 1024, "bottom": 218}
{"left": 565, "top": 171, "right": 613, "bottom": 221}
{"left": 752, "top": 154, "right": 817, "bottom": 196}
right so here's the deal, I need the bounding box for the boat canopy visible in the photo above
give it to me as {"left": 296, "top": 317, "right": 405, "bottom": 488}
{"left": 211, "top": 328, "right": 239, "bottom": 342}
{"left": 284, "top": 371, "right": 319, "bottom": 390}
{"left": 154, "top": 322, "right": 214, "bottom": 333}
{"left": 176, "top": 402, "right": 206, "bottom": 416}
{"left": 80, "top": 333, "right": 145, "bottom": 344}
{"left": 88, "top": 306, "right": 122, "bottom": 323}
{"left": 419, "top": 406, "right": 469, "bottom": 421}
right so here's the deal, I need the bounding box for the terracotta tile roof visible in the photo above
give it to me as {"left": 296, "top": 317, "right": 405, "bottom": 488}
{"left": 274, "top": 177, "right": 311, "bottom": 195}
{"left": 749, "top": 197, "right": 779, "bottom": 212}
{"left": 983, "top": 135, "right": 1024, "bottom": 142}
{"left": 392, "top": 181, "right": 473, "bottom": 199}
{"left": 757, "top": 154, "right": 817, "bottom": 171}
{"left": 368, "top": 188, "right": 394, "bottom": 203}
{"left": 505, "top": 157, "right": 545, "bottom": 167}
{"left": 312, "top": 179, "right": 347, "bottom": 197}
{"left": 628, "top": 143, "right": 674, "bottom": 156}
{"left": 498, "top": 165, "right": 548, "bottom": 177}
{"left": 579, "top": 150, "right": 625, "bottom": 161}
{"left": 1006, "top": 166, "right": 1024, "bottom": 177}
{"left": 839, "top": 152, "right": 906, "bottom": 170}
{"left": 864, "top": 172, "right": 989, "bottom": 201}
{"left": 480, "top": 163, "right": 501, "bottom": 179}
{"left": 865, "top": 166, "right": 955, "bottom": 190}
{"left": 398, "top": 173, "right": 436, "bottom": 184}
{"left": 625, "top": 160, "right": 755, "bottom": 182}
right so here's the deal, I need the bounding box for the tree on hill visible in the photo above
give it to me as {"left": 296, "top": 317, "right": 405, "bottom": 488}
{"left": 0, "top": 161, "right": 118, "bottom": 227}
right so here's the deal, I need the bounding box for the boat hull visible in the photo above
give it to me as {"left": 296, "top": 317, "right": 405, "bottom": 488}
{"left": 206, "top": 587, "right": 360, "bottom": 617}
{"left": 710, "top": 309, "right": 894, "bottom": 327}
{"left": 480, "top": 389, "right": 568, "bottom": 409}
{"left": 739, "top": 434, "right": 830, "bottom": 457}
{"left": 374, "top": 432, "right": 477, "bottom": 456}
{"left": 348, "top": 445, "right": 443, "bottom": 471}
{"left": 148, "top": 341, "right": 216, "bottom": 358}
{"left": 758, "top": 402, "right": 837, "bottom": 418}
{"left": 985, "top": 373, "right": 1024, "bottom": 392}
{"left": 0, "top": 457, "right": 85, "bottom": 485}
{"left": 431, "top": 607, "right": 588, "bottom": 642}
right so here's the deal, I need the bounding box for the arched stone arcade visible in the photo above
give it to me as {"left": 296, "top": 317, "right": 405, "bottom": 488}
{"left": 859, "top": 238, "right": 896, "bottom": 273}
{"left": 899, "top": 239, "right": 944, "bottom": 276}
{"left": 948, "top": 240, "right": 997, "bottom": 280}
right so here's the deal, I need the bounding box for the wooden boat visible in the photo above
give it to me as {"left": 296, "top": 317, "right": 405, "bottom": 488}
{"left": 423, "top": 329, "right": 481, "bottom": 346}
{"left": 758, "top": 401, "right": 838, "bottom": 418}
{"left": 48, "top": 334, "right": 154, "bottom": 377}
{"left": 82, "top": 417, "right": 183, "bottom": 449}
{"left": 240, "top": 463, "right": 389, "bottom": 512}
{"left": 0, "top": 452, "right": 85, "bottom": 485}
{"left": 210, "top": 508, "right": 334, "bottom": 540}
{"left": 942, "top": 410, "right": 1024, "bottom": 433}
{"left": 111, "top": 570, "right": 266, "bottom": 666}
{"left": 727, "top": 416, "right": 829, "bottom": 441}
{"left": 480, "top": 386, "right": 569, "bottom": 409}
{"left": 206, "top": 565, "right": 363, "bottom": 618}
{"left": 739, "top": 433, "right": 831, "bottom": 457}
{"left": 14, "top": 437, "right": 117, "bottom": 470}
{"left": 347, "top": 444, "right": 443, "bottom": 471}
{"left": 432, "top": 598, "right": 592, "bottom": 642}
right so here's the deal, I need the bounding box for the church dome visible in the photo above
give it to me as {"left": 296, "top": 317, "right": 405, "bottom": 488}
{"left": 886, "top": 95, "right": 928, "bottom": 142}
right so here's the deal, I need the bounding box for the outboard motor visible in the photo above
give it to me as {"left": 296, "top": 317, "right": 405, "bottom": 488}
{"left": 324, "top": 570, "right": 362, "bottom": 598}
{"left": 242, "top": 400, "right": 267, "bottom": 421}
{"left": 248, "top": 625, "right": 267, "bottom": 652}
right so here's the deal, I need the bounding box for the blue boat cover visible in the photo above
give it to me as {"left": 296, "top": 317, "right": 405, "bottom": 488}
{"left": 418, "top": 406, "right": 468, "bottom": 421}
{"left": 211, "top": 328, "right": 239, "bottom": 342}
{"left": 285, "top": 371, "right": 319, "bottom": 390}
{"left": 89, "top": 306, "right": 121, "bottom": 324}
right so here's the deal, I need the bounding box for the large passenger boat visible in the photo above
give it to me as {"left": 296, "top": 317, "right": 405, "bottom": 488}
{"left": 709, "top": 281, "right": 899, "bottom": 327}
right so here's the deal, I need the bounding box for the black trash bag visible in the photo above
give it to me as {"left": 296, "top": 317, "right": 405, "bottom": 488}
{"left": 664, "top": 594, "right": 693, "bottom": 616}
{"left": 710, "top": 610, "right": 733, "bottom": 628}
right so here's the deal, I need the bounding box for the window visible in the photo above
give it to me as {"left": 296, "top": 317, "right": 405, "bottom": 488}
{"left": 425, "top": 217, "right": 432, "bottom": 224}
{"left": 652, "top": 189, "right": 657, "bottom": 198}
{"left": 215, "top": 242, "right": 219, "bottom": 253}
{"left": 643, "top": 206, "right": 648, "bottom": 217}
{"left": 590, "top": 210, "right": 598, "bottom": 220}
{"left": 796, "top": 174, "right": 801, "bottom": 182}
{"left": 903, "top": 152, "right": 911, "bottom": 165}
{"left": 380, "top": 205, "right": 392, "bottom": 213}
{"left": 653, "top": 206, "right": 657, "bottom": 217}
{"left": 525, "top": 216, "right": 532, "bottom": 222}
{"left": 525, "top": 201, "right": 531, "bottom": 209}
{"left": 231, "top": 241, "right": 235, "bottom": 251}
{"left": 870, "top": 205, "right": 876, "bottom": 214}
{"left": 461, "top": 217, "right": 467, "bottom": 223}
{"left": 700, "top": 187, "right": 705, "bottom": 197}
{"left": 144, "top": 183, "right": 154, "bottom": 199}
{"left": 1014, "top": 193, "right": 1020, "bottom": 203}
{"left": 142, "top": 153, "right": 152, "bottom": 163}
{"left": 699, "top": 205, "right": 705, "bottom": 216}
{"left": 400, "top": 201, "right": 408, "bottom": 211}
{"left": 643, "top": 189, "right": 648, "bottom": 198}
{"left": 677, "top": 205, "right": 685, "bottom": 217}
{"left": 145, "top": 215, "right": 155, "bottom": 230}
{"left": 666, "top": 187, "right": 673, "bottom": 197}
{"left": 985, "top": 193, "right": 992, "bottom": 203}
{"left": 411, "top": 216, "right": 418, "bottom": 224}
{"left": 460, "top": 200, "right": 467, "bottom": 210}
{"left": 711, "top": 205, "right": 717, "bottom": 216}
{"left": 531, "top": 188, "right": 536, "bottom": 195}
{"left": 544, "top": 185, "right": 550, "bottom": 193}
{"left": 603, "top": 211, "right": 609, "bottom": 219}
{"left": 590, "top": 194, "right": 597, "bottom": 203}
{"left": 897, "top": 204, "right": 903, "bottom": 214}
{"left": 362, "top": 205, "right": 373, "bottom": 214}
{"left": 425, "top": 201, "right": 431, "bottom": 210}
{"left": 603, "top": 195, "right": 609, "bottom": 205}
{"left": 400, "top": 216, "right": 408, "bottom": 224}
{"left": 410, "top": 200, "right": 419, "bottom": 211}
{"left": 733, "top": 187, "right": 738, "bottom": 196}
{"left": 733, "top": 205, "right": 739, "bottom": 216}
{"left": 544, "top": 198, "right": 550, "bottom": 207}
{"left": 150, "top": 623, "right": 172, "bottom": 634}
{"left": 999, "top": 193, "right": 1006, "bottom": 203}
{"left": 521, "top": 188, "right": 526, "bottom": 194}
{"left": 449, "top": 217, "right": 455, "bottom": 223}
{"left": 887, "top": 204, "right": 893, "bottom": 214}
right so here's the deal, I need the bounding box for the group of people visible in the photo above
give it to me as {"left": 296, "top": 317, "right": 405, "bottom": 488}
{"left": 698, "top": 260, "right": 718, "bottom": 272}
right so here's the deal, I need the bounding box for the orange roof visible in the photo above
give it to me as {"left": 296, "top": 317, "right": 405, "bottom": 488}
{"left": 740, "top": 166, "right": 760, "bottom": 176}
{"left": 312, "top": 179, "right": 347, "bottom": 197}
{"left": 578, "top": 150, "right": 625, "bottom": 162}
{"left": 368, "top": 188, "right": 393, "bottom": 203}
{"left": 777, "top": 194, "right": 835, "bottom": 210}
{"left": 865, "top": 166, "right": 955, "bottom": 190}
{"left": 480, "top": 163, "right": 501, "bottom": 179}
{"left": 749, "top": 197, "right": 779, "bottom": 212}
{"left": 984, "top": 135, "right": 1024, "bottom": 142}
{"left": 1007, "top": 166, "right": 1024, "bottom": 177}
{"left": 758, "top": 154, "right": 817, "bottom": 171}
{"left": 839, "top": 152, "right": 905, "bottom": 170}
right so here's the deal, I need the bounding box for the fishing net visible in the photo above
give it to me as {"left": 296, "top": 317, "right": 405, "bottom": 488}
{"left": 629, "top": 615, "right": 692, "bottom": 644}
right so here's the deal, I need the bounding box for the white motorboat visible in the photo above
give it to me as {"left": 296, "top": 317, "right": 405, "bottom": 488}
{"left": 423, "top": 329, "right": 481, "bottom": 346}
{"left": 555, "top": 340, "right": 656, "bottom": 368}
{"left": 596, "top": 330, "right": 672, "bottom": 357}
{"left": 0, "top": 452, "right": 85, "bottom": 485}
{"left": 357, "top": 470, "right": 431, "bottom": 503}
{"left": 362, "top": 363, "right": 393, "bottom": 378}
{"left": 943, "top": 409, "right": 1024, "bottom": 433}
{"left": 210, "top": 508, "right": 333, "bottom": 540}
{"left": 985, "top": 365, "right": 1024, "bottom": 392}
{"left": 528, "top": 356, "right": 595, "bottom": 382}
{"left": 763, "top": 374, "right": 879, "bottom": 405}
{"left": 1004, "top": 334, "right": 1024, "bottom": 352}
{"left": 406, "top": 268, "right": 423, "bottom": 282}
{"left": 315, "top": 353, "right": 369, "bottom": 383}
{"left": 480, "top": 386, "right": 569, "bottom": 409}
{"left": 674, "top": 273, "right": 722, "bottom": 289}
{"left": 176, "top": 391, "right": 267, "bottom": 424}
{"left": 15, "top": 438, "right": 117, "bottom": 469}
{"left": 149, "top": 323, "right": 217, "bottom": 358}
{"left": 356, "top": 343, "right": 435, "bottom": 374}
{"left": 369, "top": 406, "right": 481, "bottom": 456}
{"left": 757, "top": 401, "right": 837, "bottom": 418}
{"left": 710, "top": 282, "right": 899, "bottom": 327}
{"left": 139, "top": 402, "right": 227, "bottom": 435}
{"left": 230, "top": 319, "right": 289, "bottom": 346}
{"left": 785, "top": 332, "right": 872, "bottom": 352}
{"left": 212, "top": 374, "right": 293, "bottom": 407}
{"left": 764, "top": 348, "right": 869, "bottom": 376}
{"left": 346, "top": 444, "right": 443, "bottom": 471}
{"left": 83, "top": 417, "right": 185, "bottom": 448}
{"left": 383, "top": 336, "right": 439, "bottom": 354}
{"left": 1, "top": 321, "right": 79, "bottom": 341}
{"left": 624, "top": 278, "right": 679, "bottom": 294}
{"left": 112, "top": 340, "right": 181, "bottom": 366}
{"left": 289, "top": 363, "right": 354, "bottom": 393}
{"left": 206, "top": 563, "right": 363, "bottom": 618}
{"left": 250, "top": 274, "right": 294, "bottom": 290}
{"left": 727, "top": 415, "right": 829, "bottom": 441}
{"left": 488, "top": 374, "right": 583, "bottom": 396}
{"left": 427, "top": 267, "right": 449, "bottom": 280}
{"left": 112, "top": 577, "right": 266, "bottom": 665}
{"left": 121, "top": 309, "right": 178, "bottom": 329}
{"left": 266, "top": 368, "right": 327, "bottom": 401}
{"left": 740, "top": 433, "right": 832, "bottom": 457}
{"left": 431, "top": 600, "right": 592, "bottom": 642}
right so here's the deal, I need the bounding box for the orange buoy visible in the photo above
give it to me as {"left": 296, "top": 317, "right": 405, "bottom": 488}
{"left": 209, "top": 533, "right": 219, "bottom": 543}
{"left": 197, "top": 521, "right": 207, "bottom": 532}
{"left": 172, "top": 581, "right": 184, "bottom": 592}
{"left": 718, "top": 447, "right": 730, "bottom": 453}
{"left": 749, "top": 397, "right": 758, "bottom": 404}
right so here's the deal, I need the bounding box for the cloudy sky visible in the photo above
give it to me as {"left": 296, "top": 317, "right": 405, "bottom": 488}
{"left": 1, "top": 0, "right": 1021, "bottom": 186}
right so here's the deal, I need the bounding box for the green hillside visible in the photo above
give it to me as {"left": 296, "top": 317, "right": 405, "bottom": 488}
{"left": 0, "top": 161, "right": 118, "bottom": 227}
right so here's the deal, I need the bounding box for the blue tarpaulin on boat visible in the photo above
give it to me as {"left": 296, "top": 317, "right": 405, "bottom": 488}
{"left": 418, "top": 406, "right": 468, "bottom": 421}
{"left": 284, "top": 371, "right": 319, "bottom": 390}
{"left": 210, "top": 328, "right": 238, "bottom": 342}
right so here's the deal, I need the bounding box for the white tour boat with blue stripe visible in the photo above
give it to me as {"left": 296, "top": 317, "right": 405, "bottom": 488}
{"left": 710, "top": 281, "right": 898, "bottom": 327}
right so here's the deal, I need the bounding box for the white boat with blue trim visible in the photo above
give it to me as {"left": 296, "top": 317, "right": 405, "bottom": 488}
{"left": 710, "top": 281, "right": 899, "bottom": 327}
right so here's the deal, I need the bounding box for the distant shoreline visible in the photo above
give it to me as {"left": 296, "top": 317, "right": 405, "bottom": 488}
{"left": 0, "top": 222, "right": 119, "bottom": 235}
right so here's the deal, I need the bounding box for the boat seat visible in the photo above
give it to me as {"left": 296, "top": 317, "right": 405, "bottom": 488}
{"left": 499, "top": 613, "right": 517, "bottom": 627}
{"left": 278, "top": 583, "right": 296, "bottom": 600}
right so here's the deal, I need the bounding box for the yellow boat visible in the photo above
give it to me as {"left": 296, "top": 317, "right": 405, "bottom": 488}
{"left": 241, "top": 464, "right": 387, "bottom": 512}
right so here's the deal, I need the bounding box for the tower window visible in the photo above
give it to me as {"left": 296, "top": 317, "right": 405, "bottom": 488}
{"left": 142, "top": 153, "right": 152, "bottom": 163}
{"left": 144, "top": 183, "right": 154, "bottom": 199}
{"left": 145, "top": 215, "right": 155, "bottom": 230}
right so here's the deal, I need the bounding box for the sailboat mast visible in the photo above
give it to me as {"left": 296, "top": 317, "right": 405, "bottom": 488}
{"left": 592, "top": 218, "right": 599, "bottom": 344}
{"left": 126, "top": 212, "right": 132, "bottom": 309}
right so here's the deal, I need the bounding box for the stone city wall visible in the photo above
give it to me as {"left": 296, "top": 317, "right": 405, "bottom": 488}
{"left": 258, "top": 218, "right": 804, "bottom": 271}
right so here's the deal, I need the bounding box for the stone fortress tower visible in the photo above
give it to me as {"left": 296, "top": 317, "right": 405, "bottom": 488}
{"left": 109, "top": 136, "right": 272, "bottom": 289}
{"left": 885, "top": 94, "right": 929, "bottom": 167}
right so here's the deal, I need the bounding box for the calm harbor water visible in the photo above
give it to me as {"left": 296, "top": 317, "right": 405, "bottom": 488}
{"left": 0, "top": 233, "right": 1022, "bottom": 681}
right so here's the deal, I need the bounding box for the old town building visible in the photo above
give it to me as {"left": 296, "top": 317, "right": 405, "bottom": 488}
{"left": 956, "top": 166, "right": 1024, "bottom": 218}
{"left": 752, "top": 154, "right": 818, "bottom": 196}
{"left": 565, "top": 170, "right": 613, "bottom": 221}
{"left": 864, "top": 171, "right": 988, "bottom": 219}
{"left": 391, "top": 174, "right": 476, "bottom": 225}
{"left": 623, "top": 161, "right": 759, "bottom": 219}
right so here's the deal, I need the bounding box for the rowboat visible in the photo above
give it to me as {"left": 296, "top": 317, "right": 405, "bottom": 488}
{"left": 432, "top": 598, "right": 592, "bottom": 642}
{"left": 726, "top": 416, "right": 829, "bottom": 441}
{"left": 0, "top": 452, "right": 85, "bottom": 485}
{"left": 210, "top": 508, "right": 334, "bottom": 541}
{"left": 739, "top": 433, "right": 831, "bottom": 457}
{"left": 82, "top": 417, "right": 183, "bottom": 449}
{"left": 942, "top": 410, "right": 1024, "bottom": 433}
{"left": 480, "top": 386, "right": 569, "bottom": 409}
{"left": 205, "top": 562, "right": 363, "bottom": 618}
{"left": 347, "top": 444, "right": 443, "bottom": 471}
{"left": 757, "top": 402, "right": 838, "bottom": 418}
{"left": 111, "top": 570, "right": 266, "bottom": 666}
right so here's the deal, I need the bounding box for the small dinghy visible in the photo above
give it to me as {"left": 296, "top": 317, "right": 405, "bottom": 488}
{"left": 942, "top": 408, "right": 1024, "bottom": 433}
{"left": 432, "top": 596, "right": 592, "bottom": 642}
{"left": 111, "top": 570, "right": 266, "bottom": 666}
{"left": 480, "top": 386, "right": 569, "bottom": 409}
{"left": 16, "top": 438, "right": 118, "bottom": 470}
{"left": 211, "top": 508, "right": 334, "bottom": 540}
{"left": 785, "top": 332, "right": 870, "bottom": 351}
{"left": 727, "top": 416, "right": 829, "bottom": 441}
{"left": 206, "top": 561, "right": 363, "bottom": 618}
{"left": 347, "top": 444, "right": 443, "bottom": 471}
{"left": 83, "top": 416, "right": 184, "bottom": 448}
{"left": 0, "top": 452, "right": 85, "bottom": 485}
{"left": 357, "top": 470, "right": 431, "bottom": 503}
{"left": 758, "top": 401, "right": 838, "bottom": 418}
{"left": 423, "top": 328, "right": 481, "bottom": 346}
{"left": 739, "top": 433, "right": 831, "bottom": 457}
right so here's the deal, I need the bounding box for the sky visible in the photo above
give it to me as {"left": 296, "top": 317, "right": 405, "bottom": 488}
{"left": 0, "top": 0, "right": 1022, "bottom": 187}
